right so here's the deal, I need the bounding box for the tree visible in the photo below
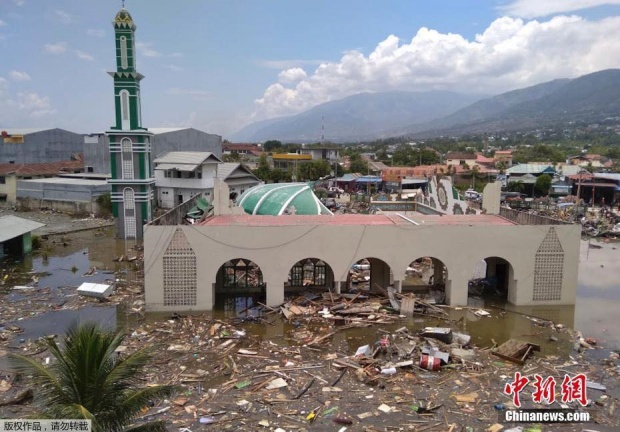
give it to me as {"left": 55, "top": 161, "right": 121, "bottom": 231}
{"left": 221, "top": 153, "right": 240, "bottom": 162}
{"left": 349, "top": 153, "right": 369, "bottom": 174}
{"left": 253, "top": 153, "right": 271, "bottom": 181}
{"left": 10, "top": 323, "right": 175, "bottom": 432}
{"left": 534, "top": 174, "right": 552, "bottom": 196}
{"left": 263, "top": 140, "right": 282, "bottom": 152}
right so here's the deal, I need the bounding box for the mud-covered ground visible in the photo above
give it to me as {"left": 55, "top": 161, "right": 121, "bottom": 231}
{"left": 0, "top": 209, "right": 618, "bottom": 431}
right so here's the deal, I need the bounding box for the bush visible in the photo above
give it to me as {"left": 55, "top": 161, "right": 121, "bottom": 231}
{"left": 31, "top": 235, "right": 42, "bottom": 250}
{"left": 95, "top": 193, "right": 112, "bottom": 218}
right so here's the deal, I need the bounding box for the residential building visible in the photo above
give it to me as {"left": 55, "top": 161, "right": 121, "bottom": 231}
{"left": 506, "top": 164, "right": 556, "bottom": 179}
{"left": 494, "top": 150, "right": 514, "bottom": 167}
{"left": 299, "top": 146, "right": 339, "bottom": 162}
{"left": 445, "top": 152, "right": 477, "bottom": 167}
{"left": 0, "top": 129, "right": 84, "bottom": 165}
{"left": 568, "top": 154, "right": 613, "bottom": 169}
{"left": 0, "top": 159, "right": 84, "bottom": 204}
{"left": 154, "top": 151, "right": 222, "bottom": 209}
{"left": 215, "top": 163, "right": 261, "bottom": 197}
{"left": 271, "top": 153, "right": 312, "bottom": 175}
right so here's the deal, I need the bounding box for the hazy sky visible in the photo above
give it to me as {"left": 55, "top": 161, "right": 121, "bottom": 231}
{"left": 2, "top": 0, "right": 620, "bottom": 138}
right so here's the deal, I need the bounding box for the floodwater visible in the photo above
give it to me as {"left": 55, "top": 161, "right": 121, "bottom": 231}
{"left": 2, "top": 227, "right": 619, "bottom": 355}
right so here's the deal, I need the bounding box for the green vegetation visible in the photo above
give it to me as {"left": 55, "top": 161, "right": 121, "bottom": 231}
{"left": 534, "top": 174, "right": 553, "bottom": 196}
{"left": 96, "top": 193, "right": 113, "bottom": 218}
{"left": 10, "top": 323, "right": 175, "bottom": 432}
{"left": 31, "top": 235, "right": 42, "bottom": 250}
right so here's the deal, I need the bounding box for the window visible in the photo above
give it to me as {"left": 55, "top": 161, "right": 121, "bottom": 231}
{"left": 120, "top": 90, "right": 130, "bottom": 130}
{"left": 86, "top": 166, "right": 94, "bottom": 173}
{"left": 188, "top": 172, "right": 196, "bottom": 179}
{"left": 197, "top": 172, "right": 202, "bottom": 179}
{"left": 121, "top": 138, "right": 134, "bottom": 179}
{"left": 120, "top": 36, "right": 128, "bottom": 69}
{"left": 0, "top": 176, "right": 5, "bottom": 184}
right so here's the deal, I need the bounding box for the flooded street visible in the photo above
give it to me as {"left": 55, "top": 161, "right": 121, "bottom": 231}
{"left": 2, "top": 227, "right": 619, "bottom": 351}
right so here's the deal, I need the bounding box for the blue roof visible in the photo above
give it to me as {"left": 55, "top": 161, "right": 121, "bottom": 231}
{"left": 355, "top": 175, "right": 382, "bottom": 183}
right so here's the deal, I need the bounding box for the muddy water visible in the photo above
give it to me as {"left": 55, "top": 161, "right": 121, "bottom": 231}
{"left": 2, "top": 228, "right": 619, "bottom": 354}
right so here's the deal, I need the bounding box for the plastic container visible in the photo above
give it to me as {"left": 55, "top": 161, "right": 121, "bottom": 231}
{"left": 419, "top": 355, "right": 441, "bottom": 371}
{"left": 380, "top": 367, "right": 397, "bottom": 375}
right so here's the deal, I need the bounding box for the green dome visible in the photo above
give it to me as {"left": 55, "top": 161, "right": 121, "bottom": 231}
{"left": 237, "top": 183, "right": 333, "bottom": 216}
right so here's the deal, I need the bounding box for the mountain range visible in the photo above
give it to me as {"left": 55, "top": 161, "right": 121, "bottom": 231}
{"left": 231, "top": 69, "right": 620, "bottom": 143}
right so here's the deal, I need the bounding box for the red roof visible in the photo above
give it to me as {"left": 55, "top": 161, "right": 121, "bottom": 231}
{"left": 0, "top": 159, "right": 84, "bottom": 176}
{"left": 200, "top": 213, "right": 514, "bottom": 227}
{"left": 223, "top": 143, "right": 262, "bottom": 151}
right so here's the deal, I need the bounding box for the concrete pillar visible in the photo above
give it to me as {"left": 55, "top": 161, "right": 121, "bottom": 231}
{"left": 445, "top": 276, "right": 468, "bottom": 306}
{"left": 334, "top": 281, "right": 342, "bottom": 294}
{"left": 265, "top": 276, "right": 285, "bottom": 307}
{"left": 394, "top": 279, "right": 402, "bottom": 294}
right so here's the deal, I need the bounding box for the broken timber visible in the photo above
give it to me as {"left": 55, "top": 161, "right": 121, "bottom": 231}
{"left": 491, "top": 338, "right": 540, "bottom": 365}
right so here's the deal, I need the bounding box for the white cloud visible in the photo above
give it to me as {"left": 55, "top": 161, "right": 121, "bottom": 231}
{"left": 170, "top": 52, "right": 184, "bottom": 58}
{"left": 13, "top": 0, "right": 25, "bottom": 6}
{"left": 16, "top": 92, "right": 55, "bottom": 117}
{"left": 54, "top": 10, "right": 74, "bottom": 24}
{"left": 278, "top": 68, "right": 307, "bottom": 84}
{"left": 9, "top": 70, "right": 30, "bottom": 81}
{"left": 254, "top": 15, "right": 620, "bottom": 119}
{"left": 75, "top": 50, "right": 94, "bottom": 61}
{"left": 136, "top": 41, "right": 161, "bottom": 58}
{"left": 163, "top": 64, "right": 184, "bottom": 72}
{"left": 0, "top": 19, "right": 6, "bottom": 27}
{"left": 500, "top": 0, "right": 620, "bottom": 18}
{"left": 166, "top": 88, "right": 210, "bottom": 99}
{"left": 86, "top": 28, "right": 105, "bottom": 38}
{"left": 44, "top": 42, "right": 67, "bottom": 54}
{"left": 259, "top": 59, "right": 326, "bottom": 69}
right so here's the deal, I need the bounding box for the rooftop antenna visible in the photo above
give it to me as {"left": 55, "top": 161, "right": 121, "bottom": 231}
{"left": 321, "top": 115, "right": 325, "bottom": 144}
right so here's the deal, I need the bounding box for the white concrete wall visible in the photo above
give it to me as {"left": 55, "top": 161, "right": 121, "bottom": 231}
{"left": 144, "top": 220, "right": 581, "bottom": 312}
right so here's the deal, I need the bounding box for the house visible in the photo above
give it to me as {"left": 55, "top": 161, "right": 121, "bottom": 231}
{"left": 445, "top": 152, "right": 477, "bottom": 167}
{"left": 17, "top": 177, "right": 110, "bottom": 214}
{"left": 215, "top": 163, "right": 261, "bottom": 198}
{"left": 568, "top": 154, "right": 613, "bottom": 169}
{"left": 494, "top": 150, "right": 514, "bottom": 167}
{"left": 299, "top": 146, "right": 339, "bottom": 162}
{"left": 0, "top": 215, "right": 45, "bottom": 259}
{"left": 366, "top": 160, "right": 389, "bottom": 176}
{"left": 271, "top": 153, "right": 313, "bottom": 175}
{"left": 506, "top": 164, "right": 556, "bottom": 179}
{"left": 0, "top": 128, "right": 84, "bottom": 164}
{"left": 0, "top": 158, "right": 84, "bottom": 204}
{"left": 84, "top": 127, "right": 223, "bottom": 175}
{"left": 222, "top": 143, "right": 263, "bottom": 167}
{"left": 154, "top": 151, "right": 222, "bottom": 208}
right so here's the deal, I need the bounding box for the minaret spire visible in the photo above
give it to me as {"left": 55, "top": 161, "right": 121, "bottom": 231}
{"left": 122, "top": 0, "right": 126, "bottom": 8}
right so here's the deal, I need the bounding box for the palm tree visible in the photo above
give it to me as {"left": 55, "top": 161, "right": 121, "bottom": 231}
{"left": 10, "top": 323, "right": 176, "bottom": 432}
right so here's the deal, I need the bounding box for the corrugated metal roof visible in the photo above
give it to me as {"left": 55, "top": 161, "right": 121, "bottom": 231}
{"left": 153, "top": 151, "right": 221, "bottom": 165}
{"left": 506, "top": 164, "right": 555, "bottom": 175}
{"left": 154, "top": 163, "right": 200, "bottom": 171}
{"left": 0, "top": 160, "right": 84, "bottom": 176}
{"left": 594, "top": 173, "right": 620, "bottom": 182}
{"left": 0, "top": 215, "right": 45, "bottom": 243}
{"left": 147, "top": 127, "right": 187, "bottom": 134}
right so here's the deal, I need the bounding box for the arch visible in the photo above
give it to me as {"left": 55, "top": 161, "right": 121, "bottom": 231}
{"left": 121, "top": 138, "right": 134, "bottom": 179}
{"left": 123, "top": 187, "right": 136, "bottom": 239}
{"left": 348, "top": 257, "right": 393, "bottom": 293}
{"left": 468, "top": 256, "right": 515, "bottom": 303}
{"left": 120, "top": 90, "right": 130, "bottom": 130}
{"left": 403, "top": 256, "right": 449, "bottom": 303}
{"left": 120, "top": 36, "right": 128, "bottom": 69}
{"left": 215, "top": 258, "right": 266, "bottom": 314}
{"left": 286, "top": 258, "right": 334, "bottom": 291}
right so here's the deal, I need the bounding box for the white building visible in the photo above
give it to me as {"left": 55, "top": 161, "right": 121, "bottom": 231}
{"left": 154, "top": 151, "right": 222, "bottom": 208}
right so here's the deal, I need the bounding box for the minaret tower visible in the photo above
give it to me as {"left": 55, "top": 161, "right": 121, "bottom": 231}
{"left": 106, "top": 5, "right": 155, "bottom": 239}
